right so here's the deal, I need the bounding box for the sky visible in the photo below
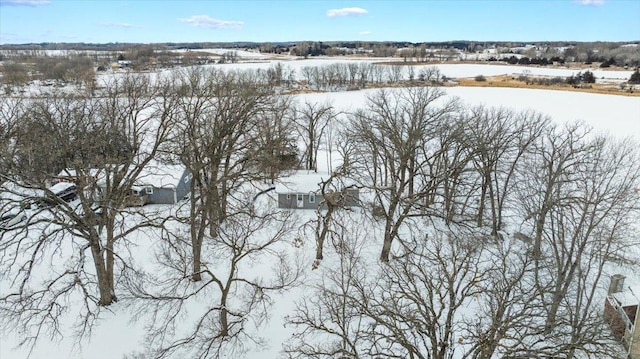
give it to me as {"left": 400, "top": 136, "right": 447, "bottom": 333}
{"left": 0, "top": 0, "right": 639, "bottom": 44}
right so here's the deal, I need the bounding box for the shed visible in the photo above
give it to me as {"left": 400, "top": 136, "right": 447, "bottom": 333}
{"left": 55, "top": 164, "right": 191, "bottom": 206}
{"left": 133, "top": 164, "right": 191, "bottom": 205}
{"left": 275, "top": 171, "right": 359, "bottom": 210}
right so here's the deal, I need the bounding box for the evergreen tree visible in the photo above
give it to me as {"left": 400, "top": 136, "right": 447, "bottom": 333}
{"left": 629, "top": 69, "right": 640, "bottom": 84}
{"left": 582, "top": 70, "right": 596, "bottom": 83}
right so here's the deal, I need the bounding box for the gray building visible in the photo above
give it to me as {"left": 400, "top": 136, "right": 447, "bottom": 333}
{"left": 56, "top": 164, "right": 191, "bottom": 206}
{"left": 133, "top": 164, "right": 191, "bottom": 205}
{"left": 275, "top": 172, "right": 360, "bottom": 210}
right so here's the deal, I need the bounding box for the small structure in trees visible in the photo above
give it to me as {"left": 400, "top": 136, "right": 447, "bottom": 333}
{"left": 54, "top": 163, "right": 191, "bottom": 206}
{"left": 133, "top": 164, "right": 191, "bottom": 205}
{"left": 275, "top": 171, "right": 359, "bottom": 210}
{"left": 604, "top": 274, "right": 640, "bottom": 358}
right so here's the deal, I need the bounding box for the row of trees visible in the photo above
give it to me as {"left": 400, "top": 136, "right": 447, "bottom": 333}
{"left": 298, "top": 63, "right": 445, "bottom": 91}
{"left": 1, "top": 54, "right": 96, "bottom": 93}
{"left": 0, "top": 71, "right": 638, "bottom": 358}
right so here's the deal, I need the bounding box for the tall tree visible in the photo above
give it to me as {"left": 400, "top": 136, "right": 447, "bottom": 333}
{"left": 347, "top": 87, "right": 460, "bottom": 261}
{"left": 295, "top": 100, "right": 337, "bottom": 172}
{"left": 516, "top": 123, "right": 640, "bottom": 342}
{"left": 463, "top": 107, "right": 547, "bottom": 235}
{"left": 0, "top": 74, "right": 177, "bottom": 349}
{"left": 171, "top": 68, "right": 274, "bottom": 281}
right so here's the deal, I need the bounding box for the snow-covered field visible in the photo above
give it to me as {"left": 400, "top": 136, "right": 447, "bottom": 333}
{"left": 169, "top": 48, "right": 275, "bottom": 60}
{"left": 196, "top": 59, "right": 633, "bottom": 81}
{"left": 1, "top": 64, "right": 639, "bottom": 359}
{"left": 82, "top": 56, "right": 633, "bottom": 96}
{"left": 296, "top": 87, "right": 640, "bottom": 140}
{"left": 428, "top": 63, "right": 633, "bottom": 81}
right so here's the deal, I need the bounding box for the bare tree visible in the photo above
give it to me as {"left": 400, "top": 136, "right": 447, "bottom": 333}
{"left": 171, "top": 67, "right": 275, "bottom": 281}
{"left": 286, "top": 226, "right": 490, "bottom": 359}
{"left": 460, "top": 237, "right": 542, "bottom": 359}
{"left": 284, "top": 222, "right": 371, "bottom": 359}
{"left": 358, "top": 230, "right": 487, "bottom": 359}
{"left": 0, "top": 74, "right": 176, "bottom": 349}
{"left": 418, "top": 66, "right": 442, "bottom": 84}
{"left": 250, "top": 95, "right": 298, "bottom": 183}
{"left": 303, "top": 168, "right": 360, "bottom": 266}
{"left": 515, "top": 123, "right": 640, "bottom": 352}
{"left": 463, "top": 107, "right": 548, "bottom": 235}
{"left": 1, "top": 61, "right": 30, "bottom": 93}
{"left": 387, "top": 64, "right": 404, "bottom": 83}
{"left": 0, "top": 97, "right": 24, "bottom": 181}
{"left": 295, "top": 100, "right": 337, "bottom": 172}
{"left": 347, "top": 87, "right": 460, "bottom": 261}
{"left": 128, "top": 207, "right": 304, "bottom": 359}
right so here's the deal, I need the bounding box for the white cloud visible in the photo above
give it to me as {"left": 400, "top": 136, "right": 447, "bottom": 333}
{"left": 359, "top": 31, "right": 372, "bottom": 35}
{"left": 99, "top": 22, "right": 143, "bottom": 29}
{"left": 178, "top": 15, "right": 243, "bottom": 29}
{"left": 326, "top": 7, "right": 368, "bottom": 17}
{"left": 0, "top": 0, "right": 50, "bottom": 6}
{"left": 574, "top": 0, "right": 604, "bottom": 5}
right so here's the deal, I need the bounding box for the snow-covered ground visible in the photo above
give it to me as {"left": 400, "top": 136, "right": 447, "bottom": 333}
{"left": 191, "top": 59, "right": 633, "bottom": 81}
{"left": 1, "top": 66, "right": 639, "bottom": 359}
{"left": 426, "top": 63, "right": 633, "bottom": 81}
{"left": 169, "top": 48, "right": 275, "bottom": 60}
{"left": 34, "top": 58, "right": 632, "bottom": 96}
{"left": 295, "top": 87, "right": 640, "bottom": 140}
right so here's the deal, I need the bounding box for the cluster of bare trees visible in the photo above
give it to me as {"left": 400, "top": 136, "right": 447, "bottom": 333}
{"left": 1, "top": 54, "right": 96, "bottom": 95}
{"left": 285, "top": 87, "right": 640, "bottom": 359}
{"left": 0, "top": 74, "right": 178, "bottom": 350}
{"left": 0, "top": 69, "right": 307, "bottom": 357}
{"left": 299, "top": 63, "right": 443, "bottom": 91}
{"left": 0, "top": 69, "right": 638, "bottom": 359}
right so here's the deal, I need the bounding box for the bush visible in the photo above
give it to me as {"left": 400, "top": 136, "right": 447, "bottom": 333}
{"left": 600, "top": 57, "right": 616, "bottom": 68}
{"left": 567, "top": 71, "right": 596, "bottom": 85}
{"left": 474, "top": 75, "right": 487, "bottom": 82}
{"left": 506, "top": 56, "right": 519, "bottom": 64}
{"left": 629, "top": 69, "right": 640, "bottom": 84}
{"left": 582, "top": 70, "right": 596, "bottom": 83}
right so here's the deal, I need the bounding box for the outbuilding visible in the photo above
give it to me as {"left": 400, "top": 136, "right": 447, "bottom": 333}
{"left": 275, "top": 171, "right": 360, "bottom": 210}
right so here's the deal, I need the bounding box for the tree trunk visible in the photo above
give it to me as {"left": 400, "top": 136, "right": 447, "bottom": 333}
{"left": 477, "top": 174, "right": 489, "bottom": 227}
{"left": 380, "top": 236, "right": 392, "bottom": 262}
{"left": 192, "top": 237, "right": 202, "bottom": 282}
{"left": 488, "top": 179, "right": 499, "bottom": 236}
{"left": 544, "top": 291, "right": 563, "bottom": 334}
{"left": 315, "top": 206, "right": 334, "bottom": 261}
{"left": 105, "top": 213, "right": 116, "bottom": 299}
{"left": 219, "top": 290, "right": 229, "bottom": 336}
{"left": 190, "top": 185, "right": 205, "bottom": 282}
{"left": 192, "top": 209, "right": 208, "bottom": 282}
{"left": 90, "top": 240, "right": 116, "bottom": 306}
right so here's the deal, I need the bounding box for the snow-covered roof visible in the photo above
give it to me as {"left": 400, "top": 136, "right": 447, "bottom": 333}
{"left": 56, "top": 168, "right": 102, "bottom": 178}
{"left": 275, "top": 171, "right": 328, "bottom": 194}
{"left": 48, "top": 181, "right": 75, "bottom": 194}
{"left": 0, "top": 182, "right": 41, "bottom": 200}
{"left": 55, "top": 162, "right": 187, "bottom": 189}
{"left": 613, "top": 285, "right": 640, "bottom": 307}
{"left": 134, "top": 164, "right": 186, "bottom": 189}
{"left": 275, "top": 170, "right": 356, "bottom": 194}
